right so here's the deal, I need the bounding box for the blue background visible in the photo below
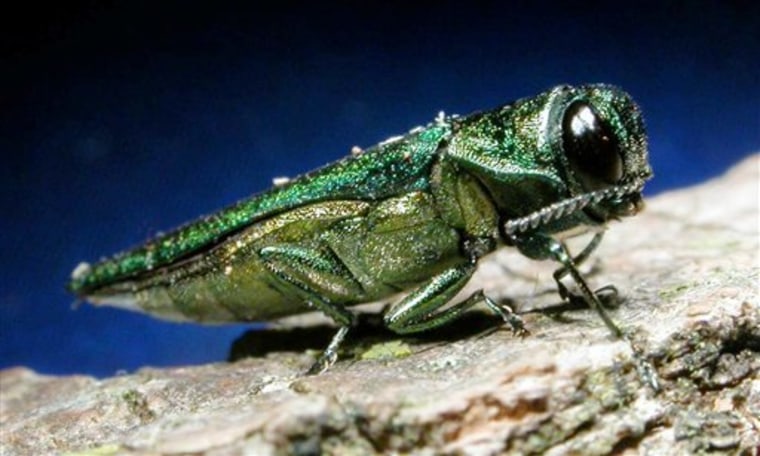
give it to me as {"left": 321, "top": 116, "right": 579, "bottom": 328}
{"left": 2, "top": 2, "right": 758, "bottom": 377}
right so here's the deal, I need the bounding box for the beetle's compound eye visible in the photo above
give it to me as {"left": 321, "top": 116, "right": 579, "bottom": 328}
{"left": 562, "top": 100, "right": 624, "bottom": 189}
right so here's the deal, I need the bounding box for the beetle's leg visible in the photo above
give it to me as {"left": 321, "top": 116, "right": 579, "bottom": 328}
{"left": 259, "top": 244, "right": 363, "bottom": 374}
{"left": 511, "top": 232, "right": 660, "bottom": 391}
{"left": 307, "top": 326, "right": 350, "bottom": 375}
{"left": 551, "top": 232, "right": 618, "bottom": 307}
{"left": 384, "top": 262, "right": 526, "bottom": 335}
{"left": 511, "top": 233, "right": 622, "bottom": 337}
{"left": 546, "top": 239, "right": 622, "bottom": 337}
{"left": 552, "top": 231, "right": 603, "bottom": 294}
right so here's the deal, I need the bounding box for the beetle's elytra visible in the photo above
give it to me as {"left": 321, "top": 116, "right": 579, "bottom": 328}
{"left": 70, "top": 84, "right": 652, "bottom": 373}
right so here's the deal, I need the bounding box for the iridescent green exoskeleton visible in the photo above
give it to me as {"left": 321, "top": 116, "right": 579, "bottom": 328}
{"left": 69, "top": 84, "right": 652, "bottom": 374}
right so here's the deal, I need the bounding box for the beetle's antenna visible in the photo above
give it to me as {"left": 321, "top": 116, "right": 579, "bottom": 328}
{"left": 503, "top": 182, "right": 643, "bottom": 235}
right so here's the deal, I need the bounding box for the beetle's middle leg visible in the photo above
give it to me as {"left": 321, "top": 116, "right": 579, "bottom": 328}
{"left": 258, "top": 244, "right": 364, "bottom": 374}
{"left": 384, "top": 261, "right": 526, "bottom": 336}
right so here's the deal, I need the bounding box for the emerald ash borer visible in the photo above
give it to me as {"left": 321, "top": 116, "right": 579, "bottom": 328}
{"left": 69, "top": 84, "right": 652, "bottom": 374}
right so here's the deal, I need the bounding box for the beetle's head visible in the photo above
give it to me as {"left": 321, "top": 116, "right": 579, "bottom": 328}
{"left": 554, "top": 85, "right": 652, "bottom": 222}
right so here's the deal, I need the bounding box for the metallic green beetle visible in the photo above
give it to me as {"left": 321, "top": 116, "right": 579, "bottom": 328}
{"left": 69, "top": 84, "right": 652, "bottom": 373}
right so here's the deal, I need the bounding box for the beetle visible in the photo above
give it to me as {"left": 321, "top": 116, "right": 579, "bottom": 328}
{"left": 69, "top": 84, "right": 652, "bottom": 374}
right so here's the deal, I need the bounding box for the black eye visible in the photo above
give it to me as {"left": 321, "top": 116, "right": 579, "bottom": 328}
{"left": 562, "top": 101, "right": 623, "bottom": 189}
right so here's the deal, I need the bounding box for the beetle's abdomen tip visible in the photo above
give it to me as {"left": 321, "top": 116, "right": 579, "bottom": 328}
{"left": 71, "top": 261, "right": 92, "bottom": 279}
{"left": 66, "top": 261, "right": 92, "bottom": 294}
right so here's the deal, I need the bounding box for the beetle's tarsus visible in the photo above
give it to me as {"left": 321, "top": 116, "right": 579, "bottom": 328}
{"left": 482, "top": 294, "right": 529, "bottom": 337}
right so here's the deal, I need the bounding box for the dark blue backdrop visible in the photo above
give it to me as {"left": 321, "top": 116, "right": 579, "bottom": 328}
{"left": 2, "top": 2, "right": 758, "bottom": 377}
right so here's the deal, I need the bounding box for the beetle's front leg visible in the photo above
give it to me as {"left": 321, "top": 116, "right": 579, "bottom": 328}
{"left": 510, "top": 232, "right": 661, "bottom": 391}
{"left": 551, "top": 231, "right": 618, "bottom": 308}
{"left": 510, "top": 233, "right": 622, "bottom": 337}
{"left": 259, "top": 244, "right": 363, "bottom": 374}
{"left": 384, "top": 261, "right": 526, "bottom": 336}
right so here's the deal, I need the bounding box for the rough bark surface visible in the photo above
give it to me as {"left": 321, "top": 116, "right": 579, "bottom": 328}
{"left": 2, "top": 155, "right": 758, "bottom": 456}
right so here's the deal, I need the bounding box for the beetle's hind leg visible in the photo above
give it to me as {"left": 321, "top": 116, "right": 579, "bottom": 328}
{"left": 259, "top": 244, "right": 365, "bottom": 374}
